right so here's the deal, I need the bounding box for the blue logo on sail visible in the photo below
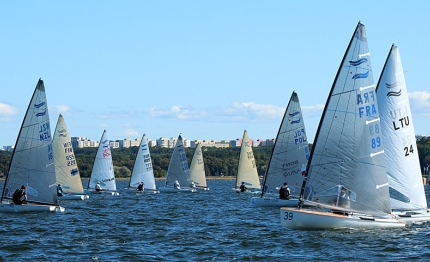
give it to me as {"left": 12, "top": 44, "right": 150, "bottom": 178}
{"left": 288, "top": 111, "right": 300, "bottom": 117}
{"left": 34, "top": 102, "right": 46, "bottom": 108}
{"left": 290, "top": 118, "right": 301, "bottom": 124}
{"left": 36, "top": 109, "right": 47, "bottom": 117}
{"left": 352, "top": 71, "right": 369, "bottom": 80}
{"left": 385, "top": 82, "right": 398, "bottom": 89}
{"left": 70, "top": 168, "right": 79, "bottom": 176}
{"left": 58, "top": 129, "right": 67, "bottom": 137}
{"left": 349, "top": 58, "right": 368, "bottom": 66}
{"left": 386, "top": 90, "right": 402, "bottom": 97}
{"left": 142, "top": 144, "right": 147, "bottom": 150}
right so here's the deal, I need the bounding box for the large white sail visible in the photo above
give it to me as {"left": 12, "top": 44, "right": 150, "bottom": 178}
{"left": 304, "top": 22, "right": 392, "bottom": 216}
{"left": 189, "top": 143, "right": 207, "bottom": 188}
{"left": 165, "top": 134, "right": 192, "bottom": 187}
{"left": 1, "top": 79, "right": 59, "bottom": 205}
{"left": 128, "top": 134, "right": 157, "bottom": 190}
{"left": 88, "top": 130, "right": 117, "bottom": 191}
{"left": 52, "top": 114, "right": 85, "bottom": 194}
{"left": 376, "top": 45, "right": 427, "bottom": 211}
{"left": 236, "top": 130, "right": 261, "bottom": 189}
{"left": 260, "top": 91, "right": 309, "bottom": 197}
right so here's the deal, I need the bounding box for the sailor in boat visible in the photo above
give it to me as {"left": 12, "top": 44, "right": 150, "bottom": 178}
{"left": 12, "top": 185, "right": 27, "bottom": 205}
{"left": 57, "top": 183, "right": 64, "bottom": 196}
{"left": 331, "top": 186, "right": 350, "bottom": 215}
{"left": 174, "top": 180, "right": 181, "bottom": 189}
{"left": 239, "top": 182, "right": 247, "bottom": 192}
{"left": 279, "top": 182, "right": 290, "bottom": 200}
{"left": 190, "top": 181, "right": 196, "bottom": 188}
{"left": 95, "top": 181, "right": 102, "bottom": 192}
{"left": 137, "top": 182, "right": 145, "bottom": 191}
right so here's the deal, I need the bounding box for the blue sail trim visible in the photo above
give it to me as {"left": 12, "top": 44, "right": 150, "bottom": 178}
{"left": 349, "top": 58, "right": 368, "bottom": 66}
{"left": 36, "top": 110, "right": 46, "bottom": 117}
{"left": 386, "top": 82, "right": 398, "bottom": 89}
{"left": 352, "top": 71, "right": 369, "bottom": 79}
{"left": 289, "top": 111, "right": 300, "bottom": 117}
{"left": 290, "top": 119, "right": 301, "bottom": 124}
{"left": 386, "top": 90, "right": 402, "bottom": 97}
{"left": 34, "top": 102, "right": 46, "bottom": 108}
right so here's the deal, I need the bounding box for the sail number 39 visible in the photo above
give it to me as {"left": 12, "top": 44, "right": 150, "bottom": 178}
{"left": 283, "top": 211, "right": 294, "bottom": 221}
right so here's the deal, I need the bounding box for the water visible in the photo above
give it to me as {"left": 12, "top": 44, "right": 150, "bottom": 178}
{"left": 1, "top": 180, "right": 430, "bottom": 261}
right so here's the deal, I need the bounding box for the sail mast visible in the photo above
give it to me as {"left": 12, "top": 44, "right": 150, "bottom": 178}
{"left": 298, "top": 21, "right": 363, "bottom": 207}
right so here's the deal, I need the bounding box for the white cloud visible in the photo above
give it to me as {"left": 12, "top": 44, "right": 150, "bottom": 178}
{"left": 222, "top": 102, "right": 284, "bottom": 120}
{"left": 121, "top": 129, "right": 140, "bottom": 137}
{"left": 50, "top": 105, "right": 70, "bottom": 115}
{"left": 0, "top": 103, "right": 19, "bottom": 116}
{"left": 409, "top": 91, "right": 430, "bottom": 108}
{"left": 146, "top": 106, "right": 205, "bottom": 120}
{"left": 302, "top": 104, "right": 324, "bottom": 118}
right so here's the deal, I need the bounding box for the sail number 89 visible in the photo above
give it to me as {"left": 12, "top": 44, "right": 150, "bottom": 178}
{"left": 283, "top": 212, "right": 294, "bottom": 221}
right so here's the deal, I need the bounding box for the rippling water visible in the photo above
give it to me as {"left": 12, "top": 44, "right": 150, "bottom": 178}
{"left": 1, "top": 180, "right": 430, "bottom": 261}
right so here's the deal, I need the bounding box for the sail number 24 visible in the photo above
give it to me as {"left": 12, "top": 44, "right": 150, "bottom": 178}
{"left": 283, "top": 211, "right": 294, "bottom": 221}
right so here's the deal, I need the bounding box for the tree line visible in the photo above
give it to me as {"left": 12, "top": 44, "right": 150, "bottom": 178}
{"left": 1, "top": 137, "right": 430, "bottom": 179}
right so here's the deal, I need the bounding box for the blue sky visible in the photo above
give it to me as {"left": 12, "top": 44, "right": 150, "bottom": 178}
{"left": 1, "top": 1, "right": 429, "bottom": 146}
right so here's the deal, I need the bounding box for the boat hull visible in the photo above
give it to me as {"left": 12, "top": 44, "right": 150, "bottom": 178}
{"left": 159, "top": 188, "right": 196, "bottom": 193}
{"left": 251, "top": 197, "right": 299, "bottom": 207}
{"left": 59, "top": 194, "right": 89, "bottom": 200}
{"left": 0, "top": 201, "right": 65, "bottom": 213}
{"left": 393, "top": 210, "right": 430, "bottom": 225}
{"left": 280, "top": 207, "right": 405, "bottom": 230}
{"left": 85, "top": 190, "right": 119, "bottom": 196}
{"left": 123, "top": 188, "right": 160, "bottom": 194}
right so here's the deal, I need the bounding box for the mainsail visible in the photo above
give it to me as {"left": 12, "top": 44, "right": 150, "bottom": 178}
{"left": 165, "top": 134, "right": 191, "bottom": 187}
{"left": 1, "top": 79, "right": 58, "bottom": 205}
{"left": 236, "top": 130, "right": 261, "bottom": 189}
{"left": 376, "top": 44, "right": 427, "bottom": 211}
{"left": 88, "top": 130, "right": 117, "bottom": 191}
{"left": 52, "top": 114, "right": 85, "bottom": 194}
{"left": 260, "top": 91, "right": 309, "bottom": 198}
{"left": 128, "top": 134, "right": 157, "bottom": 190}
{"left": 303, "top": 22, "right": 392, "bottom": 216}
{"left": 189, "top": 143, "right": 207, "bottom": 188}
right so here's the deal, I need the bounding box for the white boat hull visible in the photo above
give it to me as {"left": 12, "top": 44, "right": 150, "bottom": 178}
{"left": 251, "top": 197, "right": 299, "bottom": 207}
{"left": 159, "top": 188, "right": 196, "bottom": 193}
{"left": 196, "top": 187, "right": 209, "bottom": 191}
{"left": 59, "top": 194, "right": 89, "bottom": 200}
{"left": 0, "top": 201, "right": 65, "bottom": 213}
{"left": 123, "top": 188, "right": 160, "bottom": 194}
{"left": 393, "top": 210, "right": 430, "bottom": 225}
{"left": 85, "top": 190, "right": 119, "bottom": 196}
{"left": 280, "top": 207, "right": 405, "bottom": 230}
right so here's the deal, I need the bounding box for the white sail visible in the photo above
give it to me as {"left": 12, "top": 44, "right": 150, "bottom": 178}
{"left": 376, "top": 45, "right": 427, "bottom": 211}
{"left": 164, "top": 134, "right": 192, "bottom": 187}
{"left": 88, "top": 130, "right": 117, "bottom": 191}
{"left": 189, "top": 143, "right": 207, "bottom": 188}
{"left": 1, "top": 79, "right": 62, "bottom": 208}
{"left": 304, "top": 22, "right": 392, "bottom": 216}
{"left": 236, "top": 130, "right": 261, "bottom": 189}
{"left": 52, "top": 114, "right": 85, "bottom": 194}
{"left": 128, "top": 134, "right": 157, "bottom": 190}
{"left": 260, "top": 91, "right": 310, "bottom": 197}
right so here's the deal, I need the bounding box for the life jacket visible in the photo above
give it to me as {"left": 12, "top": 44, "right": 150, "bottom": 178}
{"left": 13, "top": 189, "right": 22, "bottom": 202}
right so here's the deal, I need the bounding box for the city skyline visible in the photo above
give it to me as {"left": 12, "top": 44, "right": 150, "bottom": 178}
{"left": 1, "top": 1, "right": 429, "bottom": 146}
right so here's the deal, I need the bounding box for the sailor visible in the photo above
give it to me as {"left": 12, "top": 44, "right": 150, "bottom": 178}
{"left": 137, "top": 182, "right": 145, "bottom": 191}
{"left": 239, "top": 182, "right": 247, "bottom": 192}
{"left": 95, "top": 181, "right": 102, "bottom": 192}
{"left": 13, "top": 185, "right": 27, "bottom": 205}
{"left": 57, "top": 183, "right": 64, "bottom": 196}
{"left": 279, "top": 182, "right": 290, "bottom": 200}
{"left": 174, "top": 180, "right": 181, "bottom": 189}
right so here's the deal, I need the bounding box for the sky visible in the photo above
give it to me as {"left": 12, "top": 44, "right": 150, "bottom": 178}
{"left": 0, "top": 1, "right": 429, "bottom": 146}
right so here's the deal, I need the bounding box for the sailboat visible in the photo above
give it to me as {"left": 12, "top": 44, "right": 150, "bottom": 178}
{"left": 0, "top": 79, "right": 65, "bottom": 212}
{"left": 189, "top": 143, "right": 209, "bottom": 191}
{"left": 376, "top": 44, "right": 430, "bottom": 223}
{"left": 52, "top": 114, "right": 89, "bottom": 200}
{"left": 280, "top": 22, "right": 405, "bottom": 229}
{"left": 125, "top": 134, "right": 159, "bottom": 193}
{"left": 251, "top": 91, "right": 310, "bottom": 207}
{"left": 159, "top": 134, "right": 196, "bottom": 193}
{"left": 86, "top": 130, "right": 119, "bottom": 196}
{"left": 234, "top": 130, "right": 261, "bottom": 193}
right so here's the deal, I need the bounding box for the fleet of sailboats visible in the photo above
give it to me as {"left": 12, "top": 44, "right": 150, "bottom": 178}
{"left": 189, "top": 143, "right": 209, "bottom": 191}
{"left": 52, "top": 114, "right": 89, "bottom": 200}
{"left": 0, "top": 79, "right": 65, "bottom": 212}
{"left": 86, "top": 130, "right": 119, "bottom": 196}
{"left": 2, "top": 22, "right": 427, "bottom": 231}
{"left": 125, "top": 134, "right": 158, "bottom": 193}
{"left": 159, "top": 134, "right": 196, "bottom": 193}
{"left": 375, "top": 44, "right": 430, "bottom": 223}
{"left": 234, "top": 130, "right": 261, "bottom": 193}
{"left": 251, "top": 91, "right": 309, "bottom": 207}
{"left": 280, "top": 22, "right": 405, "bottom": 229}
